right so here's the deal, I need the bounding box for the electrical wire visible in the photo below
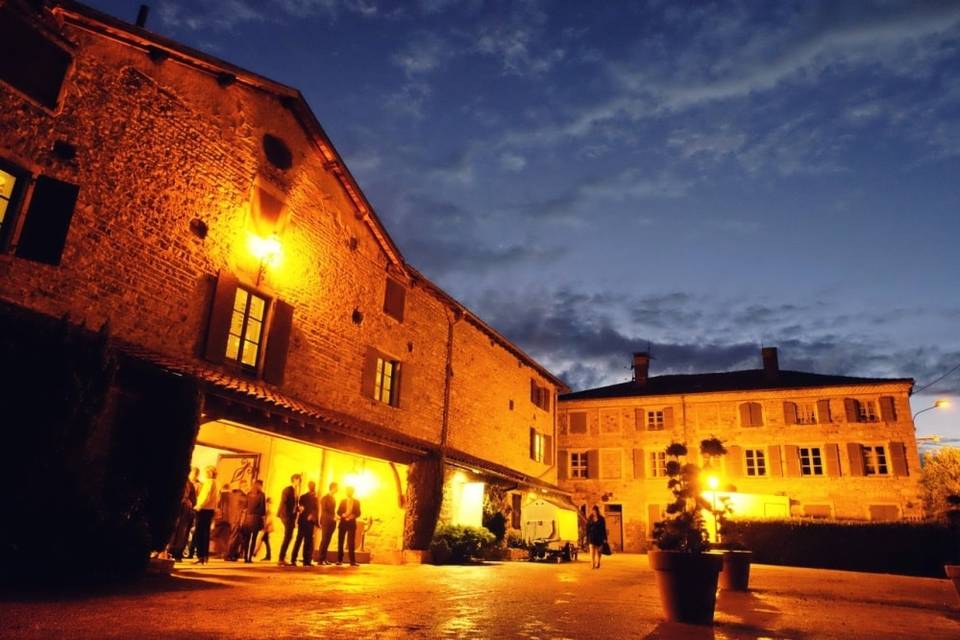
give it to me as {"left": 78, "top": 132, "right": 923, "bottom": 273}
{"left": 913, "top": 362, "right": 960, "bottom": 395}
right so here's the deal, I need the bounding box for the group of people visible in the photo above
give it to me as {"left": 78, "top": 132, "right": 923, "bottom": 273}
{"left": 164, "top": 468, "right": 362, "bottom": 568}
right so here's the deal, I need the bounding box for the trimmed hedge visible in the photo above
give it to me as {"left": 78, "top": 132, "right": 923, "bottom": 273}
{"left": 725, "top": 519, "right": 960, "bottom": 577}
{"left": 430, "top": 524, "right": 495, "bottom": 564}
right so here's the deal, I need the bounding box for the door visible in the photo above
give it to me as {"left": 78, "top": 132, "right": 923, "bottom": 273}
{"left": 604, "top": 504, "right": 624, "bottom": 551}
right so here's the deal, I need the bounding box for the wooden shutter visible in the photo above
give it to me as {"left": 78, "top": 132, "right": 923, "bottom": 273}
{"left": 817, "top": 399, "right": 832, "bottom": 423}
{"left": 0, "top": 6, "right": 72, "bottom": 109}
{"left": 739, "top": 403, "right": 752, "bottom": 426}
{"left": 647, "top": 504, "right": 662, "bottom": 537}
{"left": 383, "top": 278, "right": 406, "bottom": 322}
{"left": 726, "top": 445, "right": 743, "bottom": 477}
{"left": 783, "top": 401, "right": 798, "bottom": 425}
{"left": 541, "top": 388, "right": 551, "bottom": 412}
{"left": 847, "top": 442, "right": 865, "bottom": 476}
{"left": 203, "top": 272, "right": 239, "bottom": 363}
{"left": 824, "top": 443, "right": 841, "bottom": 477}
{"left": 586, "top": 449, "right": 599, "bottom": 479}
{"left": 15, "top": 175, "right": 79, "bottom": 265}
{"left": 844, "top": 398, "right": 859, "bottom": 422}
{"left": 663, "top": 406, "right": 675, "bottom": 430}
{"left": 889, "top": 441, "right": 909, "bottom": 476}
{"left": 360, "top": 347, "right": 379, "bottom": 399}
{"left": 557, "top": 450, "right": 568, "bottom": 479}
{"left": 635, "top": 408, "right": 645, "bottom": 430}
{"left": 633, "top": 448, "right": 644, "bottom": 479}
{"left": 530, "top": 379, "right": 538, "bottom": 404}
{"left": 879, "top": 396, "right": 897, "bottom": 422}
{"left": 392, "top": 361, "right": 405, "bottom": 408}
{"left": 262, "top": 300, "right": 293, "bottom": 385}
{"left": 570, "top": 412, "right": 587, "bottom": 434}
{"left": 529, "top": 428, "right": 537, "bottom": 460}
{"left": 544, "top": 435, "right": 553, "bottom": 466}
{"left": 783, "top": 445, "right": 800, "bottom": 476}
{"left": 767, "top": 445, "right": 783, "bottom": 477}
{"left": 751, "top": 402, "right": 763, "bottom": 426}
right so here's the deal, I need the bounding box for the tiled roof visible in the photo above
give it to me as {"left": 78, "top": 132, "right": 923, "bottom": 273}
{"left": 561, "top": 369, "right": 913, "bottom": 401}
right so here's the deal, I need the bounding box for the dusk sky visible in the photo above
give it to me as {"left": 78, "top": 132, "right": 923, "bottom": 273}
{"left": 89, "top": 0, "right": 959, "bottom": 441}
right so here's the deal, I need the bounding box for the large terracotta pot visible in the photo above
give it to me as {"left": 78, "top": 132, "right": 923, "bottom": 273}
{"left": 649, "top": 550, "right": 724, "bottom": 625}
{"left": 719, "top": 550, "right": 752, "bottom": 591}
{"left": 945, "top": 565, "right": 960, "bottom": 603}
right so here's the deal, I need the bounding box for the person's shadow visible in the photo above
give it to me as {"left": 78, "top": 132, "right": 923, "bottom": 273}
{"left": 642, "top": 621, "right": 715, "bottom": 640}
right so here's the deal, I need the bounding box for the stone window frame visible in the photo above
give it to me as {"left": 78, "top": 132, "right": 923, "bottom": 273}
{"left": 798, "top": 446, "right": 824, "bottom": 476}
{"left": 744, "top": 448, "right": 767, "bottom": 477}
{"left": 646, "top": 409, "right": 665, "bottom": 431}
{"left": 374, "top": 356, "right": 400, "bottom": 406}
{"left": 862, "top": 444, "right": 890, "bottom": 476}
{"left": 569, "top": 450, "right": 589, "bottom": 479}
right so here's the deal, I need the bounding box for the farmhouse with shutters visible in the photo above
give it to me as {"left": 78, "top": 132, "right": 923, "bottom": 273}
{"left": 0, "top": 0, "right": 567, "bottom": 562}
{"left": 556, "top": 348, "right": 921, "bottom": 553}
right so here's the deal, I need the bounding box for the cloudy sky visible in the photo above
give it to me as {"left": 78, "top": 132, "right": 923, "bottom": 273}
{"left": 90, "top": 0, "right": 960, "bottom": 440}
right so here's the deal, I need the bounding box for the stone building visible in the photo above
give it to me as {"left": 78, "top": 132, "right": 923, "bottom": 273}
{"left": 557, "top": 348, "right": 922, "bottom": 552}
{"left": 0, "top": 0, "right": 566, "bottom": 560}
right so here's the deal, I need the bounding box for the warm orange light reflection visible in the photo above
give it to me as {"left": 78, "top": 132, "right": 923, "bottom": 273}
{"left": 707, "top": 475, "right": 719, "bottom": 489}
{"left": 248, "top": 232, "right": 282, "bottom": 267}
{"left": 344, "top": 469, "right": 380, "bottom": 500}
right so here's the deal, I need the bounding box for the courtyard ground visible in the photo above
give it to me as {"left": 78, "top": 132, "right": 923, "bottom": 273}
{"left": 1, "top": 554, "right": 958, "bottom": 639}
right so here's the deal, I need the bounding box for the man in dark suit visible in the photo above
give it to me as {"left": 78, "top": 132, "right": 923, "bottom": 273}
{"left": 291, "top": 480, "right": 319, "bottom": 567}
{"left": 318, "top": 482, "right": 339, "bottom": 565}
{"left": 277, "top": 474, "right": 301, "bottom": 566}
{"left": 337, "top": 485, "right": 361, "bottom": 566}
{"left": 241, "top": 479, "right": 267, "bottom": 563}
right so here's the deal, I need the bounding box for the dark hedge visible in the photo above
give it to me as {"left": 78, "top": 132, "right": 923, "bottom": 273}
{"left": 724, "top": 518, "right": 960, "bottom": 577}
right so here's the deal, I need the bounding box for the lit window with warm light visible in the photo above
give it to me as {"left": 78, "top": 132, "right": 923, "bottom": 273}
{"left": 863, "top": 446, "right": 889, "bottom": 476}
{"left": 226, "top": 287, "right": 266, "bottom": 368}
{"left": 530, "top": 430, "right": 545, "bottom": 463}
{"left": 647, "top": 410, "right": 665, "bottom": 431}
{"left": 799, "top": 447, "right": 824, "bottom": 476}
{"left": 570, "top": 451, "right": 589, "bottom": 478}
{"left": 648, "top": 451, "right": 667, "bottom": 477}
{"left": 0, "top": 166, "right": 18, "bottom": 229}
{"left": 745, "top": 448, "right": 767, "bottom": 476}
{"left": 374, "top": 357, "right": 398, "bottom": 405}
{"left": 796, "top": 402, "right": 817, "bottom": 425}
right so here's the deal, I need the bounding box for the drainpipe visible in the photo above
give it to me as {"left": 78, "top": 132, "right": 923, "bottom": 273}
{"left": 439, "top": 307, "right": 463, "bottom": 450}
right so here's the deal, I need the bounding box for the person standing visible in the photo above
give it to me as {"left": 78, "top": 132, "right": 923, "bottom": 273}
{"left": 336, "top": 485, "right": 361, "bottom": 566}
{"left": 277, "top": 474, "right": 301, "bottom": 566}
{"left": 318, "top": 482, "right": 339, "bottom": 565}
{"left": 224, "top": 484, "right": 247, "bottom": 561}
{"left": 185, "top": 466, "right": 202, "bottom": 560}
{"left": 241, "top": 479, "right": 267, "bottom": 563}
{"left": 193, "top": 466, "right": 218, "bottom": 565}
{"left": 586, "top": 505, "right": 608, "bottom": 569}
{"left": 167, "top": 475, "right": 197, "bottom": 561}
{"left": 256, "top": 497, "right": 274, "bottom": 561}
{"left": 291, "top": 481, "right": 319, "bottom": 567}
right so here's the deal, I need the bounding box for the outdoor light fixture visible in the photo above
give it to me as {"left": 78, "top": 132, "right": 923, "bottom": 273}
{"left": 913, "top": 399, "right": 951, "bottom": 420}
{"left": 707, "top": 475, "right": 719, "bottom": 489}
{"left": 248, "top": 232, "right": 282, "bottom": 285}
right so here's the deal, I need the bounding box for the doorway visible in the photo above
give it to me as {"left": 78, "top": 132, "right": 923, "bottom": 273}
{"left": 604, "top": 504, "right": 624, "bottom": 551}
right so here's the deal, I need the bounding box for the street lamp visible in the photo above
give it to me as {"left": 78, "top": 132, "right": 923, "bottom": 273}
{"left": 913, "top": 399, "right": 951, "bottom": 421}
{"left": 707, "top": 474, "right": 720, "bottom": 543}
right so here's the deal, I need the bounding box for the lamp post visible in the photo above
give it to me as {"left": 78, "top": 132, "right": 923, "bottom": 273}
{"left": 707, "top": 475, "right": 720, "bottom": 543}
{"left": 913, "top": 399, "right": 950, "bottom": 421}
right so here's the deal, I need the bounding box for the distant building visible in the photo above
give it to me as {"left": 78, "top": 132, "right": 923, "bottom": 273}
{"left": 0, "top": 0, "right": 567, "bottom": 560}
{"left": 557, "top": 348, "right": 921, "bottom": 552}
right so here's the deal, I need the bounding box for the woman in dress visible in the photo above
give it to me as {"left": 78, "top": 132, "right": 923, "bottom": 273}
{"left": 586, "top": 505, "right": 607, "bottom": 569}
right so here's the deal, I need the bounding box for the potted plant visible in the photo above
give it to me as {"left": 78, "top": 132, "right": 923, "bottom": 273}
{"left": 711, "top": 494, "right": 753, "bottom": 591}
{"left": 649, "top": 439, "right": 726, "bottom": 625}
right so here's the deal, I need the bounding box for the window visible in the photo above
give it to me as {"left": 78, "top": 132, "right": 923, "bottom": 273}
{"left": 740, "top": 402, "right": 764, "bottom": 427}
{"left": 647, "top": 410, "right": 665, "bottom": 431}
{"left": 530, "top": 429, "right": 545, "bottom": 463}
{"left": 857, "top": 400, "right": 878, "bottom": 422}
{"left": 0, "top": 5, "right": 72, "bottom": 109}
{"left": 383, "top": 278, "right": 406, "bottom": 322}
{"left": 374, "top": 357, "right": 398, "bottom": 405}
{"left": 863, "top": 446, "right": 889, "bottom": 476}
{"left": 226, "top": 287, "right": 267, "bottom": 368}
{"left": 796, "top": 402, "right": 817, "bottom": 425}
{"left": 745, "top": 449, "right": 767, "bottom": 477}
{"left": 648, "top": 451, "right": 666, "bottom": 477}
{"left": 799, "top": 447, "right": 824, "bottom": 476}
{"left": 570, "top": 452, "right": 589, "bottom": 479}
{"left": 569, "top": 412, "right": 587, "bottom": 434}
{"left": 0, "top": 165, "right": 22, "bottom": 234}
{"left": 530, "top": 379, "right": 550, "bottom": 411}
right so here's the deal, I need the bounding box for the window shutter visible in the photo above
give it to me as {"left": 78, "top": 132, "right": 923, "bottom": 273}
{"left": 511, "top": 494, "right": 522, "bottom": 529}
{"left": 783, "top": 401, "right": 798, "bottom": 425}
{"left": 663, "top": 406, "right": 674, "bottom": 430}
{"left": 570, "top": 412, "right": 587, "bottom": 434}
{"left": 633, "top": 448, "right": 644, "bottom": 479}
{"left": 383, "top": 278, "right": 406, "bottom": 322}
{"left": 767, "top": 445, "right": 783, "bottom": 477}
{"left": 739, "top": 403, "right": 752, "bottom": 426}
{"left": 635, "top": 408, "right": 644, "bottom": 430}
{"left": 262, "top": 300, "right": 293, "bottom": 385}
{"left": 783, "top": 445, "right": 800, "bottom": 476}
{"left": 726, "top": 445, "right": 743, "bottom": 477}
{"left": 541, "top": 388, "right": 551, "bottom": 412}
{"left": 529, "top": 428, "right": 536, "bottom": 460}
{"left": 889, "top": 441, "right": 909, "bottom": 476}
{"left": 586, "top": 449, "right": 599, "bottom": 479}
{"left": 647, "top": 504, "right": 662, "bottom": 537}
{"left": 825, "top": 443, "right": 841, "bottom": 477}
{"left": 15, "top": 175, "right": 79, "bottom": 265}
{"left": 844, "top": 398, "right": 858, "bottom": 422}
{"left": 879, "top": 396, "right": 897, "bottom": 422}
{"left": 530, "top": 379, "right": 538, "bottom": 404}
{"left": 847, "top": 442, "right": 865, "bottom": 476}
{"left": 392, "top": 361, "right": 405, "bottom": 408}
{"left": 750, "top": 402, "right": 763, "bottom": 426}
{"left": 544, "top": 435, "right": 553, "bottom": 466}
{"left": 817, "top": 399, "right": 832, "bottom": 423}
{"left": 558, "top": 449, "right": 568, "bottom": 479}
{"left": 360, "top": 347, "right": 378, "bottom": 399}
{"left": 203, "top": 272, "right": 239, "bottom": 363}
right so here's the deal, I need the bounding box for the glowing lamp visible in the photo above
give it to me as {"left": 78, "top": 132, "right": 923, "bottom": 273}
{"left": 707, "top": 475, "right": 719, "bottom": 490}
{"left": 248, "top": 233, "right": 282, "bottom": 267}
{"left": 935, "top": 400, "right": 950, "bottom": 409}
{"left": 344, "top": 469, "right": 379, "bottom": 500}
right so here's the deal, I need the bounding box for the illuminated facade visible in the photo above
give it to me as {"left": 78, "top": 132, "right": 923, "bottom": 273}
{"left": 557, "top": 348, "right": 922, "bottom": 552}
{"left": 0, "top": 1, "right": 567, "bottom": 559}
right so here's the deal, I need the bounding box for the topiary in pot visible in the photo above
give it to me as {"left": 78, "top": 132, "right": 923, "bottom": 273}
{"left": 649, "top": 439, "right": 726, "bottom": 625}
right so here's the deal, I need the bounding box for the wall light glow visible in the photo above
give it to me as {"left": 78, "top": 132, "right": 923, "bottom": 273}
{"left": 248, "top": 232, "right": 282, "bottom": 267}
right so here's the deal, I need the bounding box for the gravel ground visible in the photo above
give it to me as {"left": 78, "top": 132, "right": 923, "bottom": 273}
{"left": 1, "top": 554, "right": 958, "bottom": 639}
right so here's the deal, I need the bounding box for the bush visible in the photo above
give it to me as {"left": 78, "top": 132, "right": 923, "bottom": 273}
{"left": 725, "top": 519, "right": 960, "bottom": 577}
{"left": 430, "top": 524, "right": 495, "bottom": 564}
{"left": 482, "top": 511, "right": 507, "bottom": 544}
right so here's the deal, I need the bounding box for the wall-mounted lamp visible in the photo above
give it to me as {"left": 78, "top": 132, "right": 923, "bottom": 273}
{"left": 248, "top": 232, "right": 282, "bottom": 285}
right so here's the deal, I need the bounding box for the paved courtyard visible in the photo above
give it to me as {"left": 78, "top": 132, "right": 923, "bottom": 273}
{"left": 1, "top": 554, "right": 958, "bottom": 639}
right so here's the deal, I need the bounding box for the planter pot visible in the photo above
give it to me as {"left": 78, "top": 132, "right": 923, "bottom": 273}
{"left": 945, "top": 565, "right": 960, "bottom": 603}
{"left": 649, "top": 550, "right": 724, "bottom": 625}
{"left": 719, "top": 550, "right": 752, "bottom": 591}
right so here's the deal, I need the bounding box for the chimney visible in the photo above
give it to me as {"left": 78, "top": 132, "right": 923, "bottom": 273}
{"left": 633, "top": 352, "right": 650, "bottom": 385}
{"left": 761, "top": 347, "right": 779, "bottom": 379}
{"left": 136, "top": 5, "right": 150, "bottom": 28}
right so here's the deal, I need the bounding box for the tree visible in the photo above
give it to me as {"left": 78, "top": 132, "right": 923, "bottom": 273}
{"left": 919, "top": 448, "right": 960, "bottom": 519}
